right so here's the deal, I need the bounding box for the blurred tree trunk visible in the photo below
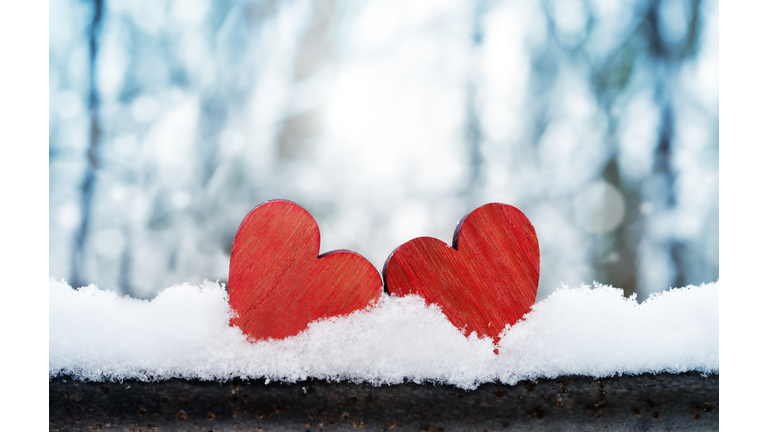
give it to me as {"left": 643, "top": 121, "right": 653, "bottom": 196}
{"left": 462, "top": 1, "right": 487, "bottom": 211}
{"left": 590, "top": 0, "right": 703, "bottom": 296}
{"left": 71, "top": 0, "right": 103, "bottom": 290}
{"left": 644, "top": 0, "right": 703, "bottom": 293}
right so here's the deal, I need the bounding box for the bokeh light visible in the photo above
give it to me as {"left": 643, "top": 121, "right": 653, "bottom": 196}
{"left": 49, "top": 0, "right": 719, "bottom": 301}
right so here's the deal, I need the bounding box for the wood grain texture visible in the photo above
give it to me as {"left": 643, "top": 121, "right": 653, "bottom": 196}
{"left": 229, "top": 200, "right": 382, "bottom": 341}
{"left": 383, "top": 203, "right": 540, "bottom": 344}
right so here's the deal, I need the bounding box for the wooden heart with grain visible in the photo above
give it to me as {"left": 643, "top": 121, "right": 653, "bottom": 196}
{"left": 383, "top": 203, "right": 539, "bottom": 343}
{"left": 229, "top": 200, "right": 382, "bottom": 341}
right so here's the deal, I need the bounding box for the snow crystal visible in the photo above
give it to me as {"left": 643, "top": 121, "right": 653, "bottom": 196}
{"left": 49, "top": 278, "right": 718, "bottom": 389}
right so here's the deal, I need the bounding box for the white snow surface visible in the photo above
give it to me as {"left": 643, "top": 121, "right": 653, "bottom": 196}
{"left": 49, "top": 278, "right": 718, "bottom": 389}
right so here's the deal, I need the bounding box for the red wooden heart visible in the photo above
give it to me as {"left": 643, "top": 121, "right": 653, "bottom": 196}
{"left": 383, "top": 203, "right": 539, "bottom": 344}
{"left": 229, "top": 200, "right": 382, "bottom": 341}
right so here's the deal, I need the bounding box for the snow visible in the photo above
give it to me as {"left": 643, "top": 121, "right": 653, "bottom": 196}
{"left": 49, "top": 278, "right": 718, "bottom": 389}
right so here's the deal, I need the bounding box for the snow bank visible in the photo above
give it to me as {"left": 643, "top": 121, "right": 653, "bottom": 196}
{"left": 49, "top": 278, "right": 718, "bottom": 389}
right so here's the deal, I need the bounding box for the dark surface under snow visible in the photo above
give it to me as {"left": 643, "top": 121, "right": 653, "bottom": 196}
{"left": 49, "top": 372, "right": 717, "bottom": 431}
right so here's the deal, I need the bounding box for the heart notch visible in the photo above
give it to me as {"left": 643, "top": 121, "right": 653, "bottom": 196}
{"left": 383, "top": 203, "right": 540, "bottom": 343}
{"left": 229, "top": 200, "right": 382, "bottom": 341}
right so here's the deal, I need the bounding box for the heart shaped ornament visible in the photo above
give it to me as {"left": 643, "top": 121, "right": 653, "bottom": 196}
{"left": 229, "top": 200, "right": 382, "bottom": 341}
{"left": 383, "top": 203, "right": 539, "bottom": 344}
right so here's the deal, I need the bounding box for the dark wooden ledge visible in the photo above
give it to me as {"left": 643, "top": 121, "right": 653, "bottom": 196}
{"left": 49, "top": 371, "right": 718, "bottom": 431}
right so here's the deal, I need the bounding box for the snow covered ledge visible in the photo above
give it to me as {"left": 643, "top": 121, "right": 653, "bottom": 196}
{"left": 49, "top": 278, "right": 718, "bottom": 430}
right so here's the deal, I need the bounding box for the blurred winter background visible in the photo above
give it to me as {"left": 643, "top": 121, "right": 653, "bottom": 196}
{"left": 49, "top": 0, "right": 718, "bottom": 301}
